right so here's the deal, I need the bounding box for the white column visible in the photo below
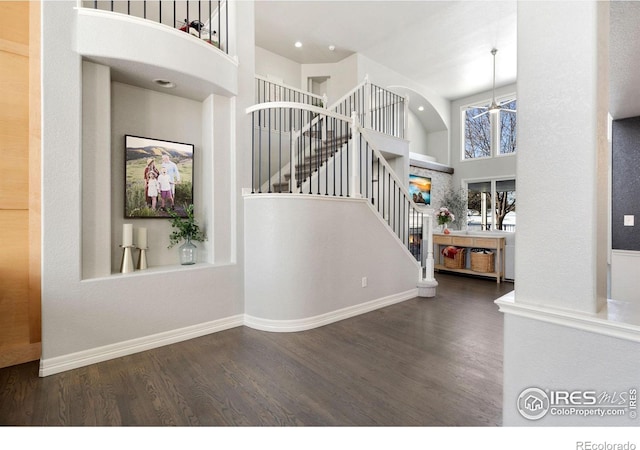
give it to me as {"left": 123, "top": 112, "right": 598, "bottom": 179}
{"left": 499, "top": 1, "right": 620, "bottom": 427}
{"left": 363, "top": 74, "right": 370, "bottom": 129}
{"left": 515, "top": 0, "right": 609, "bottom": 314}
{"left": 403, "top": 94, "right": 410, "bottom": 140}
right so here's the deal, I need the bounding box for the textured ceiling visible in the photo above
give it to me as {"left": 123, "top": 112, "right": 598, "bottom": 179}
{"left": 256, "top": 1, "right": 640, "bottom": 121}
{"left": 255, "top": 0, "right": 518, "bottom": 101}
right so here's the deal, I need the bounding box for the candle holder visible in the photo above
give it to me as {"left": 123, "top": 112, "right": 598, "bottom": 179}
{"left": 136, "top": 247, "right": 148, "bottom": 270}
{"left": 120, "top": 245, "right": 135, "bottom": 274}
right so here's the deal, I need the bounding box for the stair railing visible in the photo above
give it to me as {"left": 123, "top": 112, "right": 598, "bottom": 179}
{"left": 246, "top": 102, "right": 435, "bottom": 273}
{"left": 356, "top": 126, "right": 433, "bottom": 268}
{"left": 247, "top": 102, "right": 352, "bottom": 196}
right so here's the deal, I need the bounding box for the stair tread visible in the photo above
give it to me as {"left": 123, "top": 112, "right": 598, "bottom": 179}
{"left": 270, "top": 133, "right": 351, "bottom": 192}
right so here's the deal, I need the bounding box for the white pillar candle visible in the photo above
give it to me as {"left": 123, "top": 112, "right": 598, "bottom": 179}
{"left": 122, "top": 223, "right": 133, "bottom": 247}
{"left": 137, "top": 227, "right": 147, "bottom": 249}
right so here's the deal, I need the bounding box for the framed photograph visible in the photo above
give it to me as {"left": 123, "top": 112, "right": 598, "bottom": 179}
{"left": 409, "top": 174, "right": 431, "bottom": 205}
{"left": 125, "top": 135, "right": 194, "bottom": 218}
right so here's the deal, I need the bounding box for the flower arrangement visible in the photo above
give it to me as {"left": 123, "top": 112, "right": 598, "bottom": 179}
{"left": 436, "top": 207, "right": 455, "bottom": 226}
{"left": 167, "top": 204, "right": 207, "bottom": 248}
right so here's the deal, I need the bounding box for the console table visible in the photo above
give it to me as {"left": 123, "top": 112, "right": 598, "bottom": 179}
{"left": 433, "top": 233, "right": 505, "bottom": 284}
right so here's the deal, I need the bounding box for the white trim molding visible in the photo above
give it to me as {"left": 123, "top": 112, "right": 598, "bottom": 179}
{"left": 495, "top": 291, "right": 640, "bottom": 343}
{"left": 244, "top": 289, "right": 418, "bottom": 333}
{"left": 39, "top": 289, "right": 420, "bottom": 376}
{"left": 39, "top": 315, "right": 244, "bottom": 377}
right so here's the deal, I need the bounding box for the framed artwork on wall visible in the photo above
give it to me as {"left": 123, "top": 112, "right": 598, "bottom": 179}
{"left": 125, "top": 135, "right": 194, "bottom": 218}
{"left": 409, "top": 174, "right": 431, "bottom": 205}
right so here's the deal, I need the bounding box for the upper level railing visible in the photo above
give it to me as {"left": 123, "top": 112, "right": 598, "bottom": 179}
{"left": 81, "top": 0, "right": 229, "bottom": 53}
{"left": 329, "top": 76, "right": 407, "bottom": 139}
{"left": 255, "top": 75, "right": 325, "bottom": 108}
{"left": 255, "top": 76, "right": 407, "bottom": 139}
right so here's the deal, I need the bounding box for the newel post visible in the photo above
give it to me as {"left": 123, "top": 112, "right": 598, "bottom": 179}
{"left": 350, "top": 111, "right": 361, "bottom": 198}
{"left": 417, "top": 207, "right": 438, "bottom": 297}
{"left": 363, "top": 74, "right": 370, "bottom": 129}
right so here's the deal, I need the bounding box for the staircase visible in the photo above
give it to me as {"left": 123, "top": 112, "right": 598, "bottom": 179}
{"left": 247, "top": 76, "right": 438, "bottom": 285}
{"left": 272, "top": 130, "right": 350, "bottom": 193}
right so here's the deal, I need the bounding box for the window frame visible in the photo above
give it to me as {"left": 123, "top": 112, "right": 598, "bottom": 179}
{"left": 464, "top": 176, "right": 516, "bottom": 232}
{"left": 461, "top": 93, "right": 517, "bottom": 162}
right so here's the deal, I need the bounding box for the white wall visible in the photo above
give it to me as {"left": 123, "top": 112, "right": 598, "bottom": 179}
{"left": 244, "top": 195, "right": 419, "bottom": 328}
{"left": 356, "top": 53, "right": 450, "bottom": 132}
{"left": 407, "top": 111, "right": 429, "bottom": 156}
{"left": 255, "top": 46, "right": 302, "bottom": 88}
{"left": 40, "top": 1, "right": 249, "bottom": 375}
{"left": 611, "top": 250, "right": 640, "bottom": 303}
{"left": 426, "top": 130, "right": 449, "bottom": 165}
{"left": 301, "top": 54, "right": 360, "bottom": 105}
{"left": 503, "top": 314, "right": 640, "bottom": 426}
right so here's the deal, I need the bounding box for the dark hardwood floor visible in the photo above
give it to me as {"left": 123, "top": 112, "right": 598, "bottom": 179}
{"left": 0, "top": 274, "right": 513, "bottom": 426}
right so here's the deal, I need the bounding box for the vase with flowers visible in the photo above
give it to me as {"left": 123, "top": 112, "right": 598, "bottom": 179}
{"left": 436, "top": 207, "right": 455, "bottom": 234}
{"left": 168, "top": 204, "right": 207, "bottom": 265}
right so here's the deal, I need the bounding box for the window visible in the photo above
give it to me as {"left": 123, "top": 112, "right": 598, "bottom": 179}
{"left": 467, "top": 178, "right": 516, "bottom": 231}
{"left": 463, "top": 97, "right": 517, "bottom": 159}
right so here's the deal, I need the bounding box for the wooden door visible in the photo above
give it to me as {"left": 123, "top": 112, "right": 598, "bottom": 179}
{"left": 0, "top": 1, "right": 41, "bottom": 368}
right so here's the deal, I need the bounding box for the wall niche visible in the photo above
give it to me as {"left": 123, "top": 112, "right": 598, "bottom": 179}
{"left": 81, "top": 59, "right": 234, "bottom": 279}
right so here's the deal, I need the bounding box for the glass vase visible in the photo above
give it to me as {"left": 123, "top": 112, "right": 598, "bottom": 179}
{"left": 179, "top": 237, "right": 197, "bottom": 265}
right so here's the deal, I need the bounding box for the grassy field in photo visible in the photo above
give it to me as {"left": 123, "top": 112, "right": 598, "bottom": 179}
{"left": 125, "top": 158, "right": 193, "bottom": 218}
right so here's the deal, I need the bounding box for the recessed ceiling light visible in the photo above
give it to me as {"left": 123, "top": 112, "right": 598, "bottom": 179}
{"left": 418, "top": 106, "right": 425, "bottom": 111}
{"left": 328, "top": 45, "right": 335, "bottom": 51}
{"left": 294, "top": 41, "right": 302, "bottom": 48}
{"left": 153, "top": 79, "right": 176, "bottom": 89}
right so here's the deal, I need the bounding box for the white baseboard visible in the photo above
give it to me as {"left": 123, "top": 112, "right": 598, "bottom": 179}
{"left": 244, "top": 289, "right": 418, "bottom": 332}
{"left": 39, "top": 289, "right": 419, "bottom": 376}
{"left": 39, "top": 315, "right": 244, "bottom": 377}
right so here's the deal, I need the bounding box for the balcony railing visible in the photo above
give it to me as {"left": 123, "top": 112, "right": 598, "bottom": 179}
{"left": 330, "top": 76, "right": 406, "bottom": 139}
{"left": 255, "top": 75, "right": 325, "bottom": 108}
{"left": 82, "top": 1, "right": 229, "bottom": 53}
